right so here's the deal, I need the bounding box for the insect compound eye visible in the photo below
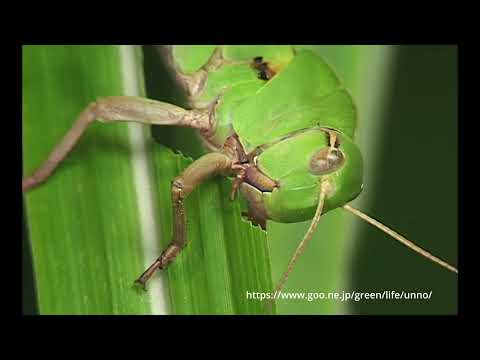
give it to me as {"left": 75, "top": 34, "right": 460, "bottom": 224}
{"left": 309, "top": 147, "right": 345, "bottom": 175}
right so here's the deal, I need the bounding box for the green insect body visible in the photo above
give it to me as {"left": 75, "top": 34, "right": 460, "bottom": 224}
{"left": 170, "top": 45, "right": 363, "bottom": 223}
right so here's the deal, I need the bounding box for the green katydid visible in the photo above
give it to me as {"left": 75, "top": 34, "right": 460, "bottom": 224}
{"left": 22, "top": 45, "right": 458, "bottom": 301}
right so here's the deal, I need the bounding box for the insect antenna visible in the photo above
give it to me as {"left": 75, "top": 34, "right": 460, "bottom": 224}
{"left": 268, "top": 181, "right": 328, "bottom": 307}
{"left": 343, "top": 204, "right": 458, "bottom": 273}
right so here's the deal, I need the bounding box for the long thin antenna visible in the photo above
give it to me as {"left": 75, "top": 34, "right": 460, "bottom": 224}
{"left": 272, "top": 182, "right": 328, "bottom": 298}
{"left": 343, "top": 204, "right": 458, "bottom": 273}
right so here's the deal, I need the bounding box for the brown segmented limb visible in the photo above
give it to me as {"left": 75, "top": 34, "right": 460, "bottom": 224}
{"left": 158, "top": 46, "right": 224, "bottom": 101}
{"left": 22, "top": 96, "right": 211, "bottom": 192}
{"left": 266, "top": 181, "right": 328, "bottom": 310}
{"left": 343, "top": 204, "right": 458, "bottom": 274}
{"left": 135, "top": 151, "right": 233, "bottom": 288}
{"left": 230, "top": 169, "right": 246, "bottom": 201}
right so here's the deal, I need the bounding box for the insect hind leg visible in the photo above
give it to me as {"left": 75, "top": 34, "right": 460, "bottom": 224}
{"left": 22, "top": 96, "right": 212, "bottom": 192}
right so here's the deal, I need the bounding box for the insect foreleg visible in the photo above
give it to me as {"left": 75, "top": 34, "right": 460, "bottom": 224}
{"left": 22, "top": 96, "right": 212, "bottom": 192}
{"left": 135, "top": 151, "right": 233, "bottom": 288}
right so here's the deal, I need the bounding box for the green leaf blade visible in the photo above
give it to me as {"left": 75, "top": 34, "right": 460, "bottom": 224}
{"left": 152, "top": 146, "right": 275, "bottom": 315}
{"left": 23, "top": 45, "right": 159, "bottom": 314}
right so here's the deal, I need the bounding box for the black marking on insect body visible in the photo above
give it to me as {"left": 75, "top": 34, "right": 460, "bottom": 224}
{"left": 251, "top": 56, "right": 276, "bottom": 81}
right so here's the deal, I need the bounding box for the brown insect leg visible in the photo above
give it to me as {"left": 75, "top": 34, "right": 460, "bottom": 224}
{"left": 135, "top": 152, "right": 233, "bottom": 288}
{"left": 22, "top": 105, "right": 96, "bottom": 192}
{"left": 23, "top": 96, "right": 211, "bottom": 192}
{"left": 159, "top": 46, "right": 224, "bottom": 101}
{"left": 230, "top": 169, "right": 246, "bottom": 201}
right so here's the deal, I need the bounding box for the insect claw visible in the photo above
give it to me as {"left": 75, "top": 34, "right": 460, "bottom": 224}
{"left": 133, "top": 279, "right": 148, "bottom": 291}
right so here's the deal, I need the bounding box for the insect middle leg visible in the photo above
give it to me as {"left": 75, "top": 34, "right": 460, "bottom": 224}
{"left": 135, "top": 151, "right": 233, "bottom": 288}
{"left": 22, "top": 96, "right": 212, "bottom": 192}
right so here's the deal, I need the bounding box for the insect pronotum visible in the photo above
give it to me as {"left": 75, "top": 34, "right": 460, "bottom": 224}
{"left": 22, "top": 45, "right": 458, "bottom": 305}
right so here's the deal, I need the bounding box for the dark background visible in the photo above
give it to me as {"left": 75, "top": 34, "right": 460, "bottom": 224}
{"left": 350, "top": 45, "right": 457, "bottom": 314}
